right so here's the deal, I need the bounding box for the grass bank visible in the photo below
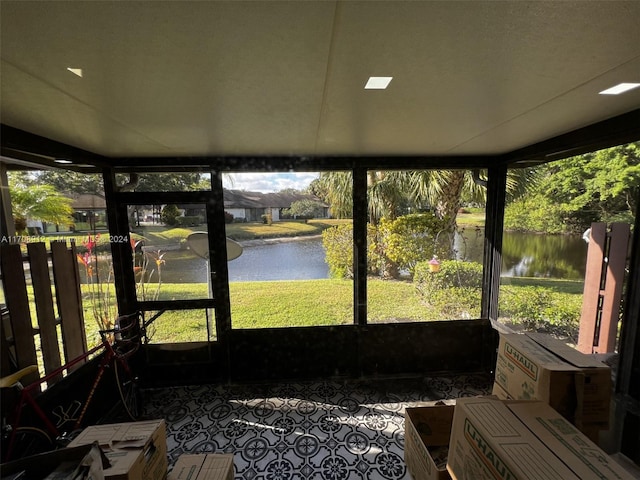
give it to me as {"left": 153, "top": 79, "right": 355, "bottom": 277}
{"left": 11, "top": 274, "right": 582, "bottom": 351}
{"left": 78, "top": 276, "right": 582, "bottom": 343}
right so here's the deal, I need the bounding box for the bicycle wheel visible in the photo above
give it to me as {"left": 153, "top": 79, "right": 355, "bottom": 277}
{"left": 114, "top": 358, "right": 142, "bottom": 421}
{"left": 4, "top": 426, "right": 53, "bottom": 461}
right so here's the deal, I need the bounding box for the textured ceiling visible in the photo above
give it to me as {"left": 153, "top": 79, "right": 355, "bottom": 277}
{"left": 1, "top": 1, "right": 639, "bottom": 163}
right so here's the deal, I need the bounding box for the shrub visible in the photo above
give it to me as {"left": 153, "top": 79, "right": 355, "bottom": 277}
{"left": 224, "top": 211, "right": 234, "bottom": 224}
{"left": 261, "top": 213, "right": 272, "bottom": 225}
{"left": 498, "top": 286, "right": 551, "bottom": 330}
{"left": 414, "top": 260, "right": 483, "bottom": 295}
{"left": 498, "top": 286, "right": 581, "bottom": 339}
{"left": 161, "top": 204, "right": 180, "bottom": 226}
{"left": 323, "top": 213, "right": 450, "bottom": 279}
{"left": 425, "top": 287, "right": 482, "bottom": 319}
{"left": 176, "top": 215, "right": 203, "bottom": 227}
{"left": 377, "top": 214, "right": 447, "bottom": 277}
{"left": 414, "top": 260, "right": 483, "bottom": 318}
{"left": 322, "top": 224, "right": 354, "bottom": 278}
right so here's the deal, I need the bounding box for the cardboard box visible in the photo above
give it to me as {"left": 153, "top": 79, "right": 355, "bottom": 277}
{"left": 404, "top": 402, "right": 455, "bottom": 480}
{"left": 0, "top": 443, "right": 108, "bottom": 480}
{"left": 447, "top": 396, "right": 635, "bottom": 480}
{"left": 493, "top": 332, "right": 611, "bottom": 430}
{"left": 168, "top": 454, "right": 234, "bottom": 480}
{"left": 491, "top": 382, "right": 604, "bottom": 444}
{"left": 67, "top": 420, "right": 167, "bottom": 480}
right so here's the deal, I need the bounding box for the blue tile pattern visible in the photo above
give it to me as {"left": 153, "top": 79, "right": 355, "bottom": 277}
{"left": 143, "top": 374, "right": 492, "bottom": 480}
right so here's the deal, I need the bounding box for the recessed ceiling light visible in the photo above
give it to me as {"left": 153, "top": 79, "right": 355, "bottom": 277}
{"left": 54, "top": 158, "right": 73, "bottom": 164}
{"left": 67, "top": 67, "right": 83, "bottom": 78}
{"left": 599, "top": 83, "right": 640, "bottom": 95}
{"left": 365, "top": 77, "right": 393, "bottom": 90}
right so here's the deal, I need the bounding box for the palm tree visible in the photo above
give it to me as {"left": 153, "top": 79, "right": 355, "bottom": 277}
{"left": 313, "top": 172, "right": 354, "bottom": 219}
{"left": 9, "top": 182, "right": 74, "bottom": 233}
{"left": 317, "top": 168, "right": 538, "bottom": 230}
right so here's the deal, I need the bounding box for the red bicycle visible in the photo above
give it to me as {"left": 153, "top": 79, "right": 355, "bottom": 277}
{"left": 1, "top": 312, "right": 142, "bottom": 462}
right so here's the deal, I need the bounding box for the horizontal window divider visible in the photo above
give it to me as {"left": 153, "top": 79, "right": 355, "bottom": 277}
{"left": 105, "top": 155, "right": 502, "bottom": 171}
{"left": 115, "top": 191, "right": 213, "bottom": 204}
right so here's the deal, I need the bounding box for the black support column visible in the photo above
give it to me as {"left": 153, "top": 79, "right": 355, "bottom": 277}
{"left": 103, "top": 169, "right": 137, "bottom": 315}
{"left": 610, "top": 189, "right": 640, "bottom": 462}
{"left": 481, "top": 165, "right": 507, "bottom": 320}
{"left": 353, "top": 167, "right": 367, "bottom": 326}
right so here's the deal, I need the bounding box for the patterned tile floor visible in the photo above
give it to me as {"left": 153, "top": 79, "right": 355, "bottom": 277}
{"left": 143, "top": 374, "right": 492, "bottom": 480}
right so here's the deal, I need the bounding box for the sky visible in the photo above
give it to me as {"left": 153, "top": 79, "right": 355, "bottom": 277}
{"left": 222, "top": 172, "right": 319, "bottom": 193}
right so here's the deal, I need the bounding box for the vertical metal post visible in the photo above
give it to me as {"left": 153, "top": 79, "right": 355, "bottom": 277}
{"left": 482, "top": 165, "right": 507, "bottom": 320}
{"left": 209, "top": 170, "right": 231, "bottom": 341}
{"left": 604, "top": 191, "right": 640, "bottom": 461}
{"left": 353, "top": 167, "right": 367, "bottom": 326}
{"left": 102, "top": 169, "right": 137, "bottom": 315}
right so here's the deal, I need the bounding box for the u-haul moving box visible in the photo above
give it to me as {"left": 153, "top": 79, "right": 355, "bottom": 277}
{"left": 447, "top": 397, "right": 634, "bottom": 480}
{"left": 168, "top": 454, "right": 234, "bottom": 480}
{"left": 68, "top": 419, "right": 167, "bottom": 480}
{"left": 404, "top": 402, "right": 455, "bottom": 480}
{"left": 493, "top": 332, "right": 611, "bottom": 430}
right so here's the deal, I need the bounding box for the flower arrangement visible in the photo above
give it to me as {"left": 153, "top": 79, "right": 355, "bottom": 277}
{"left": 76, "top": 234, "right": 116, "bottom": 331}
{"left": 76, "top": 234, "right": 166, "bottom": 333}
{"left": 132, "top": 238, "right": 165, "bottom": 302}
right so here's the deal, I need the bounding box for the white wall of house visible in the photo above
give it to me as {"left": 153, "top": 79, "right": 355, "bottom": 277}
{"left": 226, "top": 208, "right": 246, "bottom": 220}
{"left": 270, "top": 208, "right": 280, "bottom": 221}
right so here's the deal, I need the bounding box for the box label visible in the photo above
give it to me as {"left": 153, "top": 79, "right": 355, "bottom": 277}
{"left": 504, "top": 341, "right": 538, "bottom": 381}
{"left": 408, "top": 422, "right": 432, "bottom": 474}
{"left": 463, "top": 418, "right": 516, "bottom": 480}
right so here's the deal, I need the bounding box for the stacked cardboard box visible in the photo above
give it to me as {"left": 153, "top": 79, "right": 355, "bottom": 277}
{"left": 492, "top": 332, "right": 612, "bottom": 433}
{"left": 67, "top": 419, "right": 168, "bottom": 480}
{"left": 0, "top": 443, "right": 107, "bottom": 480}
{"left": 404, "top": 402, "right": 455, "bottom": 480}
{"left": 405, "top": 397, "right": 635, "bottom": 480}
{"left": 447, "top": 396, "right": 634, "bottom": 480}
{"left": 168, "top": 454, "right": 234, "bottom": 480}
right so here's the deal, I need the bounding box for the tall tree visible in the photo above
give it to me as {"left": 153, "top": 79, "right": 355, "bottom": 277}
{"left": 36, "top": 170, "right": 104, "bottom": 195}
{"left": 313, "top": 172, "right": 354, "bottom": 219}
{"left": 119, "top": 172, "right": 203, "bottom": 192}
{"left": 504, "top": 142, "right": 639, "bottom": 233}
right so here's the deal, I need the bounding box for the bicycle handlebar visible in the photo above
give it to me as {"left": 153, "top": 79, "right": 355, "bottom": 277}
{"left": 98, "top": 312, "right": 141, "bottom": 358}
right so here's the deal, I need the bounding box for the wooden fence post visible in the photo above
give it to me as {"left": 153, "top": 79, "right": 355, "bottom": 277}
{"left": 0, "top": 243, "right": 39, "bottom": 385}
{"left": 27, "top": 242, "right": 63, "bottom": 382}
{"left": 577, "top": 222, "right": 630, "bottom": 354}
{"left": 51, "top": 241, "right": 87, "bottom": 370}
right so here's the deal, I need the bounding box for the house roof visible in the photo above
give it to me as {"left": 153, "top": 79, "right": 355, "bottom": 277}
{"left": 1, "top": 1, "right": 639, "bottom": 171}
{"left": 224, "top": 190, "right": 326, "bottom": 209}
{"left": 67, "top": 193, "right": 106, "bottom": 210}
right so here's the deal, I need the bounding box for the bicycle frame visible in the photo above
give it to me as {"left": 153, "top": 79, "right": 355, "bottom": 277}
{"left": 3, "top": 314, "right": 140, "bottom": 461}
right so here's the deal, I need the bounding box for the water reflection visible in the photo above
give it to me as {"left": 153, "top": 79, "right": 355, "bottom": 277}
{"left": 155, "top": 231, "right": 588, "bottom": 283}
{"left": 501, "top": 232, "right": 587, "bottom": 279}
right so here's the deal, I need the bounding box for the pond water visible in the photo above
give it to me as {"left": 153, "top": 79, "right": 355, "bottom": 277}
{"left": 452, "top": 227, "right": 588, "bottom": 279}
{"left": 155, "top": 229, "right": 589, "bottom": 283}
{"left": 228, "top": 238, "right": 329, "bottom": 281}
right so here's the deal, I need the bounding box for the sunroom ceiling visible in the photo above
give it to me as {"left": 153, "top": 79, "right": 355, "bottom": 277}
{"left": 1, "top": 1, "right": 640, "bottom": 166}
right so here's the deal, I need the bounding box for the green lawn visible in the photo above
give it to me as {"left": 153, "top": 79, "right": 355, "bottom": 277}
{"left": 13, "top": 273, "right": 582, "bottom": 349}
{"left": 141, "top": 278, "right": 428, "bottom": 342}
{"left": 457, "top": 210, "right": 486, "bottom": 228}
{"left": 500, "top": 276, "right": 584, "bottom": 294}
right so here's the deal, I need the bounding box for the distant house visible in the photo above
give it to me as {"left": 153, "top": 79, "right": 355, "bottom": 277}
{"left": 27, "top": 193, "right": 108, "bottom": 233}
{"left": 223, "top": 189, "right": 328, "bottom": 222}
{"left": 68, "top": 193, "right": 107, "bottom": 232}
